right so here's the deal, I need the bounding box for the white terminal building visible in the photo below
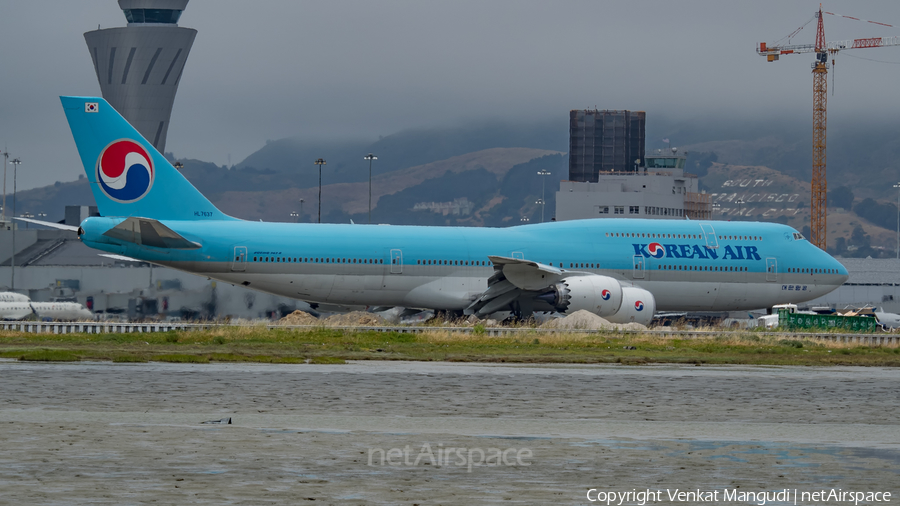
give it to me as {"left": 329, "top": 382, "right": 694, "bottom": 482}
{"left": 556, "top": 149, "right": 711, "bottom": 221}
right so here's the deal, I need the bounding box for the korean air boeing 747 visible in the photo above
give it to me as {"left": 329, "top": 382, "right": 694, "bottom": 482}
{"left": 50, "top": 96, "right": 847, "bottom": 325}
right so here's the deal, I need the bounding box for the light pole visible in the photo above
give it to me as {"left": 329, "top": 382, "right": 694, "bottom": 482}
{"left": 315, "top": 158, "right": 326, "bottom": 223}
{"left": 1, "top": 149, "right": 7, "bottom": 223}
{"left": 299, "top": 198, "right": 304, "bottom": 222}
{"left": 736, "top": 197, "right": 744, "bottom": 218}
{"left": 290, "top": 211, "right": 299, "bottom": 223}
{"left": 364, "top": 154, "right": 377, "bottom": 224}
{"left": 537, "top": 168, "right": 551, "bottom": 223}
{"left": 894, "top": 182, "right": 900, "bottom": 259}
{"left": 9, "top": 158, "right": 20, "bottom": 291}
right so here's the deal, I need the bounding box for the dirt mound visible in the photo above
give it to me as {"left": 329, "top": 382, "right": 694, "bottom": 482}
{"left": 616, "top": 322, "right": 648, "bottom": 331}
{"left": 541, "top": 310, "right": 614, "bottom": 330}
{"left": 323, "top": 311, "right": 387, "bottom": 327}
{"left": 277, "top": 310, "right": 320, "bottom": 326}
{"left": 540, "top": 310, "right": 647, "bottom": 331}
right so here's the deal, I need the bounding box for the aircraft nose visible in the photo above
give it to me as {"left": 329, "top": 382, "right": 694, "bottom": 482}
{"left": 831, "top": 257, "right": 849, "bottom": 284}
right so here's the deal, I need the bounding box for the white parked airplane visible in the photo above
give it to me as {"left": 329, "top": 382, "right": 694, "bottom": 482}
{"left": 0, "top": 292, "right": 30, "bottom": 303}
{"left": 0, "top": 301, "right": 93, "bottom": 321}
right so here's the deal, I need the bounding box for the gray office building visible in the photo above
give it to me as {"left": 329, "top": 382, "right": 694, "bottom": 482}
{"left": 84, "top": 0, "right": 195, "bottom": 152}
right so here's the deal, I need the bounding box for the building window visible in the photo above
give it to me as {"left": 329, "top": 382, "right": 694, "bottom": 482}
{"left": 123, "top": 9, "right": 183, "bottom": 24}
{"left": 629, "top": 206, "right": 640, "bottom": 215}
{"left": 614, "top": 206, "right": 624, "bottom": 215}
{"left": 598, "top": 206, "right": 609, "bottom": 214}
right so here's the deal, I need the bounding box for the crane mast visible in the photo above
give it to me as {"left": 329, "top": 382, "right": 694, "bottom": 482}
{"left": 811, "top": 8, "right": 828, "bottom": 250}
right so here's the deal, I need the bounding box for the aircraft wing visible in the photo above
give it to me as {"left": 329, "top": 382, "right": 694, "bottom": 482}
{"left": 465, "top": 256, "right": 572, "bottom": 316}
{"left": 487, "top": 256, "right": 567, "bottom": 290}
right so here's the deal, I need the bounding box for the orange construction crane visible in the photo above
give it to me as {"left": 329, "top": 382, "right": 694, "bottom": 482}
{"left": 757, "top": 5, "right": 900, "bottom": 250}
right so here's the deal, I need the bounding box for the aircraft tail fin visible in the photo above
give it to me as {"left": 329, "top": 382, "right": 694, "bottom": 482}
{"left": 60, "top": 96, "right": 229, "bottom": 221}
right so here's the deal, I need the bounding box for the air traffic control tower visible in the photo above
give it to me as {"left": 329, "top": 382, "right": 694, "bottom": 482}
{"left": 84, "top": 0, "right": 195, "bottom": 153}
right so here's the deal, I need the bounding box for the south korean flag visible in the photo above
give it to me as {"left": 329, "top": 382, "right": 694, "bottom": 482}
{"left": 85, "top": 102, "right": 99, "bottom": 113}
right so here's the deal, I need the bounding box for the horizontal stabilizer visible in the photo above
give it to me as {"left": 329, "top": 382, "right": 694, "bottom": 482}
{"left": 102, "top": 217, "right": 200, "bottom": 249}
{"left": 13, "top": 217, "right": 79, "bottom": 232}
{"left": 98, "top": 253, "right": 145, "bottom": 263}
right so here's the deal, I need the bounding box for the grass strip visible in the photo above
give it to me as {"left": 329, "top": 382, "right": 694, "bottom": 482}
{"left": 0, "top": 327, "right": 897, "bottom": 366}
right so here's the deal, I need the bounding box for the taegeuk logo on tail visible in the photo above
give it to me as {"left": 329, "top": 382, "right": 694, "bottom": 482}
{"left": 96, "top": 139, "right": 155, "bottom": 203}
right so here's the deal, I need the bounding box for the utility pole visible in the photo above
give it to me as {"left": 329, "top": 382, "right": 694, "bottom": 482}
{"left": 9, "top": 158, "right": 21, "bottom": 291}
{"left": 894, "top": 182, "right": 900, "bottom": 260}
{"left": 315, "top": 158, "right": 326, "bottom": 223}
{"left": 364, "top": 154, "right": 377, "bottom": 224}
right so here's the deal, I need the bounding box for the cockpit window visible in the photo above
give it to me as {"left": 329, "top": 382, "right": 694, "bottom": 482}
{"left": 792, "top": 232, "right": 805, "bottom": 240}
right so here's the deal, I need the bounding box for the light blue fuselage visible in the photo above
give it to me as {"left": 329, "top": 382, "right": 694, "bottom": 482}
{"left": 80, "top": 217, "right": 847, "bottom": 312}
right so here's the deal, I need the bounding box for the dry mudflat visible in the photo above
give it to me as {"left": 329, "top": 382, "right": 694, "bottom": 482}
{"left": 0, "top": 360, "right": 898, "bottom": 504}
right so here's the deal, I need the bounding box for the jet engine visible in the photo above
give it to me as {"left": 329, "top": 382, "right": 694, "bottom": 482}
{"left": 536, "top": 275, "right": 623, "bottom": 317}
{"left": 534, "top": 276, "right": 655, "bottom": 325}
{"left": 605, "top": 287, "right": 656, "bottom": 326}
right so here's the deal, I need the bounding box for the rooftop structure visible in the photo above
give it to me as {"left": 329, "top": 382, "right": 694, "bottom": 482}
{"left": 568, "top": 109, "right": 646, "bottom": 181}
{"left": 83, "top": 0, "right": 195, "bottom": 152}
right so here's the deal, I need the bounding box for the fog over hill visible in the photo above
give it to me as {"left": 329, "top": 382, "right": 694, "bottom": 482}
{"left": 9, "top": 116, "right": 900, "bottom": 255}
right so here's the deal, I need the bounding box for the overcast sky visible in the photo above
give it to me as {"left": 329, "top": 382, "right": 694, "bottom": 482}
{"left": 1, "top": 0, "right": 900, "bottom": 191}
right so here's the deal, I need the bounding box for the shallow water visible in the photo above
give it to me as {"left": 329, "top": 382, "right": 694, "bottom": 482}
{"left": 1, "top": 361, "right": 897, "bottom": 504}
